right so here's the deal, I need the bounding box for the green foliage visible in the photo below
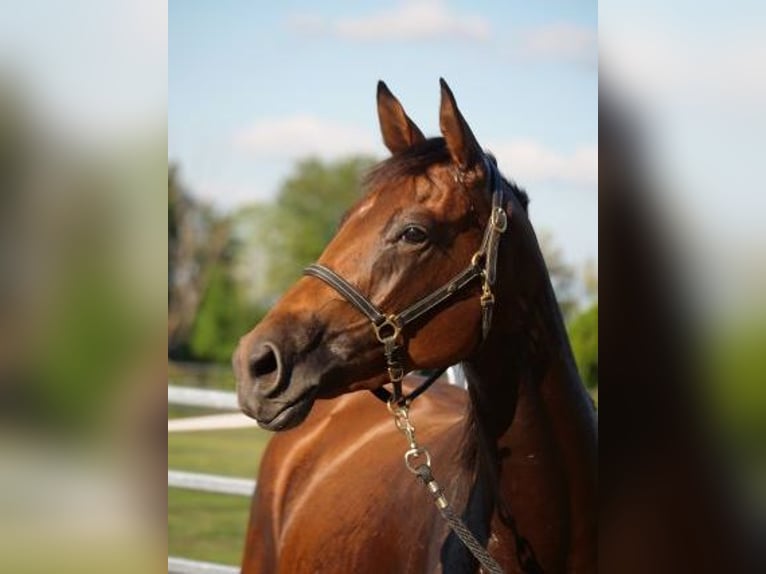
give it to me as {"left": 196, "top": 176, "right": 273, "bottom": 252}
{"left": 707, "top": 319, "right": 766, "bottom": 491}
{"left": 264, "top": 156, "right": 376, "bottom": 292}
{"left": 189, "top": 259, "right": 264, "bottom": 363}
{"left": 30, "top": 263, "right": 144, "bottom": 434}
{"left": 568, "top": 303, "right": 598, "bottom": 390}
{"left": 538, "top": 230, "right": 579, "bottom": 321}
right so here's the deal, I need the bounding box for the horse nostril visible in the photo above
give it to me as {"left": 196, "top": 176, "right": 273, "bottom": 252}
{"left": 250, "top": 346, "right": 277, "bottom": 377}
{"left": 248, "top": 342, "right": 283, "bottom": 395}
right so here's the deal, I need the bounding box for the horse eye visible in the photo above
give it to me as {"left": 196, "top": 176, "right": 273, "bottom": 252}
{"left": 401, "top": 225, "right": 429, "bottom": 245}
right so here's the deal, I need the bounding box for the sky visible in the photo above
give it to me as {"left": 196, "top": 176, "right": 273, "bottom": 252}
{"left": 169, "top": 0, "right": 598, "bottom": 266}
{"left": 3, "top": 1, "right": 762, "bottom": 306}
{"left": 600, "top": 1, "right": 766, "bottom": 310}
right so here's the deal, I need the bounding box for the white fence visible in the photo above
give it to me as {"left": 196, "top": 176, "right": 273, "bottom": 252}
{"left": 168, "top": 557, "right": 240, "bottom": 574}
{"left": 168, "top": 385, "right": 254, "bottom": 573}
{"left": 169, "top": 470, "right": 256, "bottom": 497}
{"left": 168, "top": 385, "right": 240, "bottom": 410}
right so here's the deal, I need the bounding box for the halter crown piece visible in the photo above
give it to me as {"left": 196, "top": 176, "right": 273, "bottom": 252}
{"left": 303, "top": 154, "right": 508, "bottom": 406}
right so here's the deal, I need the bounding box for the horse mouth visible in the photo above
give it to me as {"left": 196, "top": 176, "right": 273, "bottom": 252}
{"left": 255, "top": 387, "right": 318, "bottom": 431}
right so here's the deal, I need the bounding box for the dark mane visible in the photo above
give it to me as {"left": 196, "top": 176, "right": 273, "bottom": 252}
{"left": 363, "top": 137, "right": 530, "bottom": 212}
{"left": 364, "top": 138, "right": 451, "bottom": 188}
{"left": 486, "top": 152, "right": 530, "bottom": 213}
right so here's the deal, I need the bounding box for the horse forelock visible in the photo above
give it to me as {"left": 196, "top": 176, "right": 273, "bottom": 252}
{"left": 361, "top": 139, "right": 530, "bottom": 214}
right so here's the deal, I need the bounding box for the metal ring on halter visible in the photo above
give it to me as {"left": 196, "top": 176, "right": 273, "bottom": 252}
{"left": 373, "top": 315, "right": 401, "bottom": 343}
{"left": 404, "top": 447, "right": 432, "bottom": 474}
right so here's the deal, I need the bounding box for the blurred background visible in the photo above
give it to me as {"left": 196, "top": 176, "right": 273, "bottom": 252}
{"left": 0, "top": 1, "right": 166, "bottom": 572}
{"left": 600, "top": 2, "right": 766, "bottom": 570}
{"left": 0, "top": 0, "right": 762, "bottom": 572}
{"left": 168, "top": 1, "right": 597, "bottom": 567}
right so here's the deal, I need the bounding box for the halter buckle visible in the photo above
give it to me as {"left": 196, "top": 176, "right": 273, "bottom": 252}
{"left": 491, "top": 207, "right": 508, "bottom": 233}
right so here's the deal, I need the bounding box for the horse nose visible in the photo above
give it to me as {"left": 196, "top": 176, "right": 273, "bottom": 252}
{"left": 248, "top": 342, "right": 284, "bottom": 397}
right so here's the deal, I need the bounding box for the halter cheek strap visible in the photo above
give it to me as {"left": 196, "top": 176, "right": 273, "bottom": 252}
{"left": 303, "top": 155, "right": 508, "bottom": 405}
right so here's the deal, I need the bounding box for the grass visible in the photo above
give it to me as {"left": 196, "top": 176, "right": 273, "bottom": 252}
{"left": 168, "top": 426, "right": 273, "bottom": 566}
{"left": 168, "top": 488, "right": 252, "bottom": 566}
{"left": 168, "top": 427, "right": 273, "bottom": 477}
{"left": 168, "top": 404, "right": 234, "bottom": 419}
{"left": 168, "top": 362, "right": 274, "bottom": 567}
{"left": 169, "top": 360, "right": 237, "bottom": 391}
{"left": 168, "top": 408, "right": 274, "bottom": 566}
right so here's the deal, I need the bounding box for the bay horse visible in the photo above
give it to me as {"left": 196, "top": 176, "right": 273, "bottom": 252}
{"left": 233, "top": 80, "right": 597, "bottom": 573}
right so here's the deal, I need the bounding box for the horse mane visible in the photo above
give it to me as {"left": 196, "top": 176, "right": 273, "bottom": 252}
{"left": 363, "top": 138, "right": 530, "bottom": 213}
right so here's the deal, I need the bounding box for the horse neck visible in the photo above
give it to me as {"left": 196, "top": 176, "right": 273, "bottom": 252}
{"left": 465, "top": 216, "right": 597, "bottom": 567}
{"left": 472, "top": 217, "right": 596, "bottom": 441}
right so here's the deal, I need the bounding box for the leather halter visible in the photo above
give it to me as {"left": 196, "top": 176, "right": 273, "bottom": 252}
{"left": 304, "top": 155, "right": 508, "bottom": 405}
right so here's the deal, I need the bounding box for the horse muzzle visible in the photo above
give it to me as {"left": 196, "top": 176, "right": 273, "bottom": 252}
{"left": 234, "top": 338, "right": 318, "bottom": 431}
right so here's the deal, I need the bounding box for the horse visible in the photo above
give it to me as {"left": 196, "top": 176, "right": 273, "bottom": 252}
{"left": 233, "top": 79, "right": 597, "bottom": 573}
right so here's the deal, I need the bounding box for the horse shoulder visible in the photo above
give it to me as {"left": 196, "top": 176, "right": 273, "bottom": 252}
{"left": 245, "top": 382, "right": 472, "bottom": 573}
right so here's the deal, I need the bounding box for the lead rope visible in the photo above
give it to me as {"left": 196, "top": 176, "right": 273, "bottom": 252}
{"left": 388, "top": 400, "right": 505, "bottom": 574}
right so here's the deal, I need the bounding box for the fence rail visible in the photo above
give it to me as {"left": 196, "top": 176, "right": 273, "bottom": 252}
{"left": 168, "top": 557, "right": 240, "bottom": 574}
{"left": 169, "top": 385, "right": 253, "bottom": 573}
{"left": 169, "top": 470, "right": 256, "bottom": 497}
{"left": 168, "top": 384, "right": 240, "bottom": 410}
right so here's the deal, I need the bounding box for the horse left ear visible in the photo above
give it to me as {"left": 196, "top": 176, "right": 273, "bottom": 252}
{"left": 377, "top": 80, "right": 426, "bottom": 154}
{"left": 439, "top": 78, "right": 482, "bottom": 170}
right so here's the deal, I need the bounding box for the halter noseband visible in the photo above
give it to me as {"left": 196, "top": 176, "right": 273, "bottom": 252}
{"left": 303, "top": 154, "right": 508, "bottom": 406}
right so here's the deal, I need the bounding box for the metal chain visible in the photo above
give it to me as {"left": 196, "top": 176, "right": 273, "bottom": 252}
{"left": 387, "top": 401, "right": 505, "bottom": 574}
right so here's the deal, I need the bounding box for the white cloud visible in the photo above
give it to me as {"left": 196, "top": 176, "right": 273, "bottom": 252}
{"left": 190, "top": 182, "right": 272, "bottom": 211}
{"left": 488, "top": 140, "right": 597, "bottom": 188}
{"left": 288, "top": 0, "right": 490, "bottom": 42}
{"left": 234, "top": 115, "right": 381, "bottom": 161}
{"left": 600, "top": 25, "right": 766, "bottom": 111}
{"left": 518, "top": 23, "right": 596, "bottom": 65}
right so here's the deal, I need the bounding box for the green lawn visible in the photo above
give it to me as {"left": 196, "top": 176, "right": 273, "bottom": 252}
{"left": 168, "top": 404, "right": 236, "bottom": 419}
{"left": 169, "top": 361, "right": 237, "bottom": 391}
{"left": 168, "top": 362, "right": 273, "bottom": 566}
{"left": 168, "top": 425, "right": 273, "bottom": 566}
{"left": 168, "top": 427, "right": 272, "bottom": 477}
{"left": 168, "top": 488, "right": 252, "bottom": 566}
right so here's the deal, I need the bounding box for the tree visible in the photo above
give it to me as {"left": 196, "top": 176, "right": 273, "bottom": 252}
{"left": 568, "top": 303, "right": 598, "bottom": 390}
{"left": 188, "top": 237, "right": 256, "bottom": 363}
{"left": 168, "top": 165, "right": 230, "bottom": 356}
{"left": 538, "top": 230, "right": 579, "bottom": 321}
{"left": 583, "top": 257, "right": 598, "bottom": 303}
{"left": 262, "top": 156, "right": 376, "bottom": 296}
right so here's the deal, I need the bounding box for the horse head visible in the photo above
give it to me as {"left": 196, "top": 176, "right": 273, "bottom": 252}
{"left": 234, "top": 80, "right": 524, "bottom": 430}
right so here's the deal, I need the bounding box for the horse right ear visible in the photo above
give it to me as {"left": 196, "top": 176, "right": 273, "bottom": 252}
{"left": 377, "top": 81, "right": 425, "bottom": 155}
{"left": 439, "top": 78, "right": 482, "bottom": 171}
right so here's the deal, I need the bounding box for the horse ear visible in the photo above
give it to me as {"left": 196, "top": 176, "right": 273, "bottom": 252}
{"left": 439, "top": 78, "right": 482, "bottom": 170}
{"left": 377, "top": 80, "right": 426, "bottom": 155}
